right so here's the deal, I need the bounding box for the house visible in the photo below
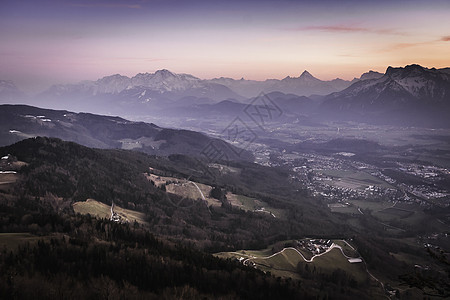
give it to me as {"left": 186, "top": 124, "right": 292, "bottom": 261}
{"left": 110, "top": 202, "right": 121, "bottom": 222}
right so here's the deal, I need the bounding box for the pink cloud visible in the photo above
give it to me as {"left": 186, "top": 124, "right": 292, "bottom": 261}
{"left": 284, "top": 24, "right": 401, "bottom": 35}
{"left": 441, "top": 36, "right": 450, "bottom": 41}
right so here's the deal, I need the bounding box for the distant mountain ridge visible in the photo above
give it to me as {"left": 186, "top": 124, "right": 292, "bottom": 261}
{"left": 0, "top": 80, "right": 28, "bottom": 103}
{"left": 38, "top": 68, "right": 358, "bottom": 104}
{"left": 209, "top": 70, "right": 358, "bottom": 97}
{"left": 21, "top": 69, "right": 363, "bottom": 116}
{"left": 35, "top": 69, "right": 243, "bottom": 113}
{"left": 41, "top": 69, "right": 226, "bottom": 96}
{"left": 1, "top": 64, "right": 449, "bottom": 127}
{"left": 2, "top": 68, "right": 380, "bottom": 107}
{"left": 0, "top": 104, "right": 253, "bottom": 161}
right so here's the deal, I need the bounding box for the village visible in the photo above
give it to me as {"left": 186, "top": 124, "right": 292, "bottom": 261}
{"left": 297, "top": 238, "right": 333, "bottom": 256}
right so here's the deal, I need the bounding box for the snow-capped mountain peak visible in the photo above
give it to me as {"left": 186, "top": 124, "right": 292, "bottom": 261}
{"left": 323, "top": 64, "right": 450, "bottom": 112}
{"left": 383, "top": 64, "right": 450, "bottom": 99}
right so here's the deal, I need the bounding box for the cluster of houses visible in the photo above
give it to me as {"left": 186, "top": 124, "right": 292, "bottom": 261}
{"left": 297, "top": 239, "right": 333, "bottom": 255}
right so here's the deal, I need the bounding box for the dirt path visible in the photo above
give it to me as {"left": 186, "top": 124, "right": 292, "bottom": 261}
{"left": 191, "top": 182, "right": 206, "bottom": 200}
{"left": 0, "top": 181, "right": 16, "bottom": 185}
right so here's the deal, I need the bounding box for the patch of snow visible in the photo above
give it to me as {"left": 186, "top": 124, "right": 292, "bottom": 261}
{"left": 336, "top": 152, "right": 355, "bottom": 157}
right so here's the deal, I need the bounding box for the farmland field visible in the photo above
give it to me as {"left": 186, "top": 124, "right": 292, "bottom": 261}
{"left": 347, "top": 200, "right": 392, "bottom": 212}
{"left": 319, "top": 169, "right": 393, "bottom": 190}
{"left": 378, "top": 207, "right": 414, "bottom": 218}
{"left": 303, "top": 248, "right": 368, "bottom": 283}
{"left": 72, "top": 199, "right": 148, "bottom": 226}
{"left": 333, "top": 240, "right": 359, "bottom": 258}
{"left": 328, "top": 203, "right": 359, "bottom": 214}
{"left": 252, "top": 248, "right": 303, "bottom": 276}
{"left": 0, "top": 172, "right": 18, "bottom": 192}
{"left": 226, "top": 193, "right": 285, "bottom": 218}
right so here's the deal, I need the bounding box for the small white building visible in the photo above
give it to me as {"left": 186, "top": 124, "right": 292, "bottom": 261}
{"left": 348, "top": 258, "right": 362, "bottom": 263}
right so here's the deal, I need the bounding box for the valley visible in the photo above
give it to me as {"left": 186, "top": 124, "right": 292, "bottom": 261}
{"left": 0, "top": 103, "right": 449, "bottom": 298}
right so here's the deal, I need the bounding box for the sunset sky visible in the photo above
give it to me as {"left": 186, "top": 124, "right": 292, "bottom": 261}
{"left": 1, "top": 0, "right": 450, "bottom": 93}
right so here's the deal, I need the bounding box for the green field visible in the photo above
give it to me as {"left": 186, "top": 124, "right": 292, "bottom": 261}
{"left": 166, "top": 180, "right": 224, "bottom": 207}
{"left": 148, "top": 172, "right": 285, "bottom": 217}
{"left": 333, "top": 240, "right": 359, "bottom": 258}
{"left": 215, "top": 248, "right": 273, "bottom": 260}
{"left": 378, "top": 207, "right": 414, "bottom": 218}
{"left": 329, "top": 204, "right": 360, "bottom": 214}
{"left": 347, "top": 200, "right": 392, "bottom": 212}
{"left": 166, "top": 182, "right": 205, "bottom": 200}
{"left": 227, "top": 193, "right": 285, "bottom": 218}
{"left": 372, "top": 205, "right": 427, "bottom": 227}
{"left": 147, "top": 173, "right": 223, "bottom": 207}
{"left": 303, "top": 248, "right": 368, "bottom": 283}
{"left": 252, "top": 248, "right": 303, "bottom": 276}
{"left": 0, "top": 172, "right": 19, "bottom": 192}
{"left": 72, "top": 199, "right": 148, "bottom": 226}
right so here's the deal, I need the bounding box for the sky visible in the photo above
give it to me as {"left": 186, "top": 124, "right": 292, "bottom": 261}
{"left": 1, "top": 0, "right": 450, "bottom": 93}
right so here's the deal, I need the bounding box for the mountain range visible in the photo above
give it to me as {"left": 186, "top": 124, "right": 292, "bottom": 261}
{"left": 209, "top": 70, "right": 359, "bottom": 97}
{"left": 32, "top": 69, "right": 243, "bottom": 114}
{"left": 36, "top": 69, "right": 359, "bottom": 102}
{"left": 1, "top": 64, "right": 449, "bottom": 127}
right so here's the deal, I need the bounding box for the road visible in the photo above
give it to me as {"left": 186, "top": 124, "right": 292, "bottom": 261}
{"left": 244, "top": 243, "right": 343, "bottom": 265}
